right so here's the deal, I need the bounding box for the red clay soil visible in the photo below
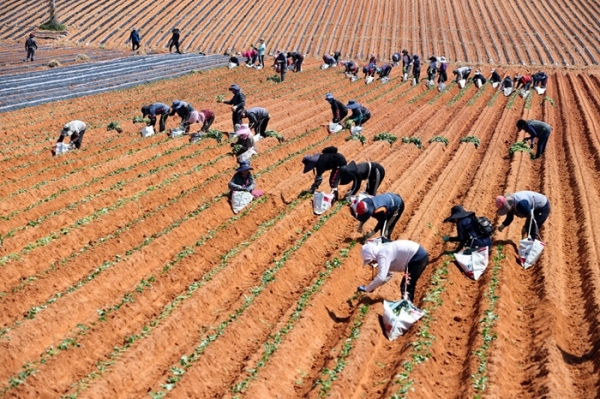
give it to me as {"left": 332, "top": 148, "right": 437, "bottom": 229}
{"left": 0, "top": 47, "right": 600, "bottom": 399}
{"left": 1, "top": 0, "right": 600, "bottom": 64}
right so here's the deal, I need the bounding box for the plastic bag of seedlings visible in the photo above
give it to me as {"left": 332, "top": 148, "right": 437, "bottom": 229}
{"left": 169, "top": 128, "right": 185, "bottom": 138}
{"left": 503, "top": 87, "right": 513, "bottom": 97}
{"left": 54, "top": 142, "right": 73, "bottom": 156}
{"left": 350, "top": 126, "right": 364, "bottom": 135}
{"left": 382, "top": 299, "right": 424, "bottom": 340}
{"left": 534, "top": 86, "right": 546, "bottom": 95}
{"left": 231, "top": 190, "right": 254, "bottom": 214}
{"left": 141, "top": 126, "right": 155, "bottom": 137}
{"left": 313, "top": 191, "right": 335, "bottom": 215}
{"left": 454, "top": 246, "right": 489, "bottom": 280}
{"left": 328, "top": 122, "right": 343, "bottom": 134}
{"left": 458, "top": 78, "right": 466, "bottom": 88}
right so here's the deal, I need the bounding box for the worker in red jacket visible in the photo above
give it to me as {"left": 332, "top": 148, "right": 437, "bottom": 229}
{"left": 514, "top": 74, "right": 533, "bottom": 91}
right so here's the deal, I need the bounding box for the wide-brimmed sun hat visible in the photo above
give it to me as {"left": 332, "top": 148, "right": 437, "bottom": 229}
{"left": 302, "top": 154, "right": 320, "bottom": 173}
{"left": 235, "top": 161, "right": 253, "bottom": 173}
{"left": 443, "top": 205, "right": 475, "bottom": 223}
{"left": 346, "top": 100, "right": 360, "bottom": 110}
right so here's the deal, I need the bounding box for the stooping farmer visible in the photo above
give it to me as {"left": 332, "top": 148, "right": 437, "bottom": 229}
{"left": 141, "top": 102, "right": 170, "bottom": 132}
{"left": 187, "top": 109, "right": 215, "bottom": 133}
{"left": 496, "top": 191, "right": 550, "bottom": 240}
{"left": 442, "top": 205, "right": 492, "bottom": 253}
{"left": 345, "top": 100, "right": 371, "bottom": 127}
{"left": 377, "top": 64, "right": 393, "bottom": 81}
{"left": 472, "top": 70, "right": 487, "bottom": 86}
{"left": 242, "top": 107, "right": 272, "bottom": 140}
{"left": 516, "top": 119, "right": 552, "bottom": 159}
{"left": 358, "top": 239, "right": 429, "bottom": 302}
{"left": 342, "top": 60, "right": 360, "bottom": 78}
{"left": 169, "top": 100, "right": 195, "bottom": 132}
{"left": 532, "top": 71, "right": 549, "bottom": 88}
{"left": 392, "top": 52, "right": 401, "bottom": 66}
{"left": 301, "top": 146, "right": 347, "bottom": 200}
{"left": 274, "top": 50, "right": 288, "bottom": 81}
{"left": 57, "top": 120, "right": 86, "bottom": 149}
{"left": 231, "top": 124, "right": 255, "bottom": 160}
{"left": 325, "top": 93, "right": 348, "bottom": 124}
{"left": 339, "top": 161, "right": 386, "bottom": 200}
{"left": 490, "top": 69, "right": 502, "bottom": 85}
{"left": 222, "top": 84, "right": 246, "bottom": 132}
{"left": 287, "top": 51, "right": 304, "bottom": 72}
{"left": 514, "top": 74, "right": 533, "bottom": 91}
{"left": 352, "top": 192, "right": 405, "bottom": 239}
{"left": 323, "top": 53, "right": 336, "bottom": 67}
{"left": 453, "top": 66, "right": 472, "bottom": 83}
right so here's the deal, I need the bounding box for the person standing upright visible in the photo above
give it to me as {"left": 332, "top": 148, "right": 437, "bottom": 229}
{"left": 168, "top": 28, "right": 182, "bottom": 54}
{"left": 25, "top": 33, "right": 37, "bottom": 62}
{"left": 411, "top": 54, "right": 421, "bottom": 85}
{"left": 274, "top": 50, "right": 287, "bottom": 81}
{"left": 129, "top": 27, "right": 141, "bottom": 51}
{"left": 256, "top": 38, "right": 266, "bottom": 68}
{"left": 222, "top": 84, "right": 246, "bottom": 132}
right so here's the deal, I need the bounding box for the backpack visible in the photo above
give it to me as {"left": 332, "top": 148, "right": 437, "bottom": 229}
{"left": 474, "top": 216, "right": 494, "bottom": 237}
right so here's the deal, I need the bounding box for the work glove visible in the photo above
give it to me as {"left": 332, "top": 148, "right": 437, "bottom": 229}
{"left": 497, "top": 224, "right": 505, "bottom": 232}
{"left": 442, "top": 235, "right": 450, "bottom": 242}
{"left": 357, "top": 286, "right": 367, "bottom": 292}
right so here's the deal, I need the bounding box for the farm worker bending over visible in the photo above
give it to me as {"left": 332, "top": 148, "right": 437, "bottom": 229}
{"left": 287, "top": 51, "right": 304, "bottom": 72}
{"left": 514, "top": 74, "right": 532, "bottom": 91}
{"left": 401, "top": 50, "right": 411, "bottom": 77}
{"left": 426, "top": 56, "right": 438, "bottom": 82}
{"left": 345, "top": 100, "right": 371, "bottom": 127}
{"left": 57, "top": 120, "right": 86, "bottom": 149}
{"left": 496, "top": 191, "right": 550, "bottom": 240}
{"left": 25, "top": 33, "right": 37, "bottom": 62}
{"left": 325, "top": 93, "right": 348, "bottom": 124}
{"left": 500, "top": 76, "right": 513, "bottom": 91}
{"left": 342, "top": 60, "right": 360, "bottom": 77}
{"left": 377, "top": 64, "right": 393, "bottom": 80}
{"left": 442, "top": 205, "right": 492, "bottom": 253}
{"left": 411, "top": 55, "right": 421, "bottom": 84}
{"left": 141, "top": 103, "right": 170, "bottom": 132}
{"left": 274, "top": 50, "right": 287, "bottom": 82}
{"left": 255, "top": 38, "right": 266, "bottom": 68}
{"left": 339, "top": 161, "right": 386, "bottom": 200}
{"left": 128, "top": 27, "right": 140, "bottom": 51}
{"left": 222, "top": 84, "right": 246, "bottom": 132}
{"left": 169, "top": 100, "right": 195, "bottom": 132}
{"left": 532, "top": 71, "right": 548, "bottom": 88}
{"left": 353, "top": 193, "right": 405, "bottom": 239}
{"left": 168, "top": 28, "right": 182, "bottom": 54}
{"left": 472, "top": 70, "right": 487, "bottom": 85}
{"left": 242, "top": 48, "right": 257, "bottom": 66}
{"left": 187, "top": 109, "right": 215, "bottom": 133}
{"left": 358, "top": 239, "right": 429, "bottom": 302}
{"left": 231, "top": 125, "right": 255, "bottom": 159}
{"left": 333, "top": 51, "right": 342, "bottom": 65}
{"left": 242, "top": 107, "right": 271, "bottom": 140}
{"left": 516, "top": 119, "right": 552, "bottom": 159}
{"left": 228, "top": 161, "right": 256, "bottom": 194}
{"left": 392, "top": 52, "right": 401, "bottom": 66}
{"left": 302, "top": 146, "right": 347, "bottom": 199}
{"left": 453, "top": 66, "right": 472, "bottom": 82}
{"left": 490, "top": 69, "right": 502, "bottom": 85}
{"left": 323, "top": 53, "right": 336, "bottom": 67}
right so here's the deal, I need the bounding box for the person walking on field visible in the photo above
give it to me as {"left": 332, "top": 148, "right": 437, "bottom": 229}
{"left": 128, "top": 27, "right": 141, "bottom": 51}
{"left": 141, "top": 102, "right": 170, "bottom": 132}
{"left": 358, "top": 239, "right": 429, "bottom": 302}
{"left": 25, "top": 33, "right": 37, "bottom": 62}
{"left": 287, "top": 51, "right": 304, "bottom": 72}
{"left": 222, "top": 84, "right": 246, "bottom": 132}
{"left": 496, "top": 191, "right": 550, "bottom": 240}
{"left": 339, "top": 161, "right": 386, "bottom": 200}
{"left": 168, "top": 28, "right": 182, "bottom": 54}
{"left": 442, "top": 205, "right": 492, "bottom": 253}
{"left": 242, "top": 107, "right": 271, "bottom": 140}
{"left": 345, "top": 100, "right": 371, "bottom": 127}
{"left": 169, "top": 100, "right": 195, "bottom": 132}
{"left": 57, "top": 120, "right": 86, "bottom": 149}
{"left": 516, "top": 119, "right": 552, "bottom": 159}
{"left": 325, "top": 93, "right": 348, "bottom": 124}
{"left": 352, "top": 192, "right": 405, "bottom": 239}
{"left": 411, "top": 54, "right": 421, "bottom": 85}
{"left": 301, "top": 146, "right": 347, "bottom": 200}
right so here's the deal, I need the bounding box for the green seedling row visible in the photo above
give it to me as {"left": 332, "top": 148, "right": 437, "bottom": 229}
{"left": 408, "top": 85, "right": 434, "bottom": 104}
{"left": 466, "top": 83, "right": 489, "bottom": 107}
{"left": 448, "top": 82, "right": 473, "bottom": 106}
{"left": 486, "top": 91, "right": 502, "bottom": 108}
{"left": 427, "top": 82, "right": 457, "bottom": 105}
{"left": 231, "top": 242, "right": 357, "bottom": 395}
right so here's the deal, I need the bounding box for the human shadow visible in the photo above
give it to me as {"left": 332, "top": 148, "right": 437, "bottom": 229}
{"left": 558, "top": 342, "right": 599, "bottom": 365}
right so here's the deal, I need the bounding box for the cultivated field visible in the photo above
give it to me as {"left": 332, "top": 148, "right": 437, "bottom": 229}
{"left": 2, "top": 0, "right": 599, "bottom": 65}
{"left": 0, "top": 61, "right": 599, "bottom": 398}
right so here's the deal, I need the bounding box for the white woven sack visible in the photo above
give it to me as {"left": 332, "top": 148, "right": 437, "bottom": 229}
{"left": 350, "top": 126, "right": 363, "bottom": 135}
{"left": 141, "top": 126, "right": 155, "bottom": 137}
{"left": 458, "top": 79, "right": 466, "bottom": 88}
{"left": 313, "top": 192, "right": 334, "bottom": 215}
{"left": 169, "top": 128, "right": 185, "bottom": 138}
{"left": 403, "top": 73, "right": 408, "bottom": 81}
{"left": 492, "top": 82, "right": 500, "bottom": 89}
{"left": 503, "top": 87, "right": 513, "bottom": 97}
{"left": 520, "top": 89, "right": 530, "bottom": 99}
{"left": 350, "top": 75, "right": 359, "bottom": 82}
{"left": 228, "top": 62, "right": 238, "bottom": 69}
{"left": 518, "top": 238, "right": 545, "bottom": 269}
{"left": 381, "top": 77, "right": 390, "bottom": 84}
{"left": 328, "top": 122, "right": 343, "bottom": 134}
{"left": 382, "top": 299, "right": 424, "bottom": 340}
{"left": 351, "top": 192, "right": 372, "bottom": 214}
{"left": 535, "top": 86, "right": 546, "bottom": 95}
{"left": 438, "top": 82, "right": 447, "bottom": 92}
{"left": 54, "top": 142, "right": 72, "bottom": 155}
{"left": 427, "top": 79, "right": 435, "bottom": 87}
{"left": 454, "top": 246, "right": 489, "bottom": 280}
{"left": 231, "top": 191, "right": 254, "bottom": 214}
{"left": 237, "top": 147, "right": 257, "bottom": 163}
{"left": 365, "top": 76, "right": 374, "bottom": 85}
{"left": 475, "top": 78, "right": 482, "bottom": 88}
{"left": 320, "top": 63, "right": 330, "bottom": 70}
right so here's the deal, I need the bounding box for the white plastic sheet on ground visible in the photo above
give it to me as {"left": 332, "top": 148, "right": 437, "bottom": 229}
{"left": 328, "top": 122, "right": 343, "bottom": 134}
{"left": 141, "top": 126, "right": 155, "bottom": 137}
{"left": 320, "top": 64, "right": 330, "bottom": 70}
{"left": 350, "top": 126, "right": 363, "bottom": 135}
{"left": 54, "top": 142, "right": 73, "bottom": 155}
{"left": 228, "top": 62, "right": 238, "bottom": 69}
{"left": 458, "top": 79, "right": 466, "bottom": 88}
{"left": 231, "top": 191, "right": 254, "bottom": 214}
{"left": 535, "top": 86, "right": 547, "bottom": 95}
{"left": 382, "top": 299, "right": 424, "bottom": 340}
{"left": 313, "top": 192, "right": 334, "bottom": 215}
{"left": 503, "top": 87, "right": 513, "bottom": 97}
{"left": 454, "top": 246, "right": 489, "bottom": 280}
{"left": 518, "top": 237, "right": 545, "bottom": 269}
{"left": 237, "top": 147, "right": 257, "bottom": 163}
{"left": 438, "top": 82, "right": 447, "bottom": 92}
{"left": 350, "top": 75, "right": 359, "bottom": 82}
{"left": 520, "top": 89, "right": 530, "bottom": 99}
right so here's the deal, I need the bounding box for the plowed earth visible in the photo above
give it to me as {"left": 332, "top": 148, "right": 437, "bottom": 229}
{"left": 2, "top": 0, "right": 599, "bottom": 65}
{"left": 0, "top": 55, "right": 599, "bottom": 399}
